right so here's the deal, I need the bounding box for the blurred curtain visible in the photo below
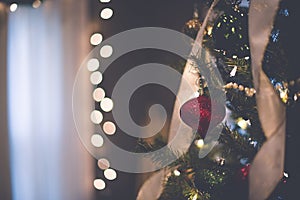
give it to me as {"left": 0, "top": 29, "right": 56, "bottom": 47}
{"left": 7, "top": 1, "right": 94, "bottom": 200}
{"left": 0, "top": 3, "right": 12, "bottom": 200}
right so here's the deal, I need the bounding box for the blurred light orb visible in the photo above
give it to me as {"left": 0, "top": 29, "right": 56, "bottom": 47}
{"left": 99, "top": 0, "right": 111, "bottom": 2}
{"left": 94, "top": 179, "right": 106, "bottom": 190}
{"left": 10, "top": 3, "right": 18, "bottom": 12}
{"left": 32, "top": 0, "right": 42, "bottom": 8}
{"left": 100, "top": 45, "right": 113, "bottom": 58}
{"left": 100, "top": 98, "right": 114, "bottom": 112}
{"left": 104, "top": 168, "right": 117, "bottom": 180}
{"left": 90, "top": 110, "right": 103, "bottom": 124}
{"left": 98, "top": 158, "right": 110, "bottom": 170}
{"left": 195, "top": 139, "right": 204, "bottom": 148}
{"left": 90, "top": 71, "right": 103, "bottom": 85}
{"left": 173, "top": 169, "right": 181, "bottom": 176}
{"left": 100, "top": 8, "right": 113, "bottom": 20}
{"left": 93, "top": 88, "right": 105, "bottom": 102}
{"left": 90, "top": 33, "right": 103, "bottom": 46}
{"left": 91, "top": 134, "right": 104, "bottom": 147}
{"left": 87, "top": 58, "right": 100, "bottom": 72}
{"left": 103, "top": 121, "right": 116, "bottom": 135}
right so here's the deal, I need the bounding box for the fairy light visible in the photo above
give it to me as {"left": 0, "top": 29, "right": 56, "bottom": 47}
{"left": 90, "top": 33, "right": 103, "bottom": 46}
{"left": 10, "top": 3, "right": 18, "bottom": 12}
{"left": 100, "top": 97, "right": 114, "bottom": 112}
{"left": 90, "top": 110, "right": 103, "bottom": 124}
{"left": 90, "top": 71, "right": 103, "bottom": 85}
{"left": 173, "top": 169, "right": 181, "bottom": 176}
{"left": 192, "top": 194, "right": 198, "bottom": 200}
{"left": 91, "top": 134, "right": 104, "bottom": 148}
{"left": 94, "top": 179, "right": 106, "bottom": 190}
{"left": 87, "top": 58, "right": 100, "bottom": 72}
{"left": 32, "top": 0, "right": 42, "bottom": 8}
{"left": 103, "top": 121, "right": 116, "bottom": 135}
{"left": 230, "top": 66, "right": 238, "bottom": 77}
{"left": 100, "top": 45, "right": 113, "bottom": 58}
{"left": 104, "top": 168, "right": 117, "bottom": 180}
{"left": 93, "top": 88, "right": 105, "bottom": 102}
{"left": 194, "top": 139, "right": 204, "bottom": 149}
{"left": 98, "top": 159, "right": 110, "bottom": 170}
{"left": 100, "top": 8, "right": 113, "bottom": 20}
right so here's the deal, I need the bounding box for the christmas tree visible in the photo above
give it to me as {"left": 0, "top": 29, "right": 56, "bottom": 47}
{"left": 137, "top": 0, "right": 299, "bottom": 199}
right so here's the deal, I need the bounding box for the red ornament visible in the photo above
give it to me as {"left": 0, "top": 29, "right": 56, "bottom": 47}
{"left": 180, "top": 96, "right": 225, "bottom": 138}
{"left": 239, "top": 164, "right": 251, "bottom": 180}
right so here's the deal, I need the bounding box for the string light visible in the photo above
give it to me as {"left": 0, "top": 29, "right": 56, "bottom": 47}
{"left": 10, "top": 3, "right": 18, "bottom": 12}
{"left": 104, "top": 168, "right": 117, "bottom": 180}
{"left": 230, "top": 66, "right": 238, "bottom": 77}
{"left": 90, "top": 33, "right": 103, "bottom": 46}
{"left": 100, "top": 8, "right": 113, "bottom": 20}
{"left": 103, "top": 121, "right": 116, "bottom": 135}
{"left": 173, "top": 169, "right": 181, "bottom": 176}
{"left": 91, "top": 134, "right": 104, "bottom": 148}
{"left": 192, "top": 194, "right": 198, "bottom": 200}
{"left": 224, "top": 82, "right": 256, "bottom": 97}
{"left": 93, "top": 88, "right": 105, "bottom": 102}
{"left": 237, "top": 117, "right": 251, "bottom": 130}
{"left": 100, "top": 97, "right": 114, "bottom": 112}
{"left": 90, "top": 110, "right": 103, "bottom": 124}
{"left": 100, "top": 0, "right": 111, "bottom": 2}
{"left": 194, "top": 139, "right": 204, "bottom": 148}
{"left": 32, "top": 0, "right": 42, "bottom": 8}
{"left": 100, "top": 45, "right": 113, "bottom": 58}
{"left": 94, "top": 179, "right": 106, "bottom": 190}
{"left": 87, "top": 58, "right": 100, "bottom": 72}
{"left": 90, "top": 71, "right": 103, "bottom": 85}
{"left": 98, "top": 159, "right": 110, "bottom": 170}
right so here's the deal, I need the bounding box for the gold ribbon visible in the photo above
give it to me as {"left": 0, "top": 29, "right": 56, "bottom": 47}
{"left": 248, "top": 0, "right": 286, "bottom": 199}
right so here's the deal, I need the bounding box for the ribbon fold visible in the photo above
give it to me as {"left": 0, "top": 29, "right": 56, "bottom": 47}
{"left": 248, "top": 0, "right": 286, "bottom": 199}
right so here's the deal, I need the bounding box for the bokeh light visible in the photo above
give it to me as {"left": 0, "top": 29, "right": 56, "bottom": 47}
{"left": 87, "top": 58, "right": 100, "bottom": 72}
{"left": 90, "top": 110, "right": 103, "bottom": 124}
{"left": 32, "top": 0, "right": 42, "bottom": 8}
{"left": 91, "top": 134, "right": 104, "bottom": 148}
{"left": 94, "top": 179, "right": 106, "bottom": 190}
{"left": 100, "top": 45, "right": 113, "bottom": 58}
{"left": 90, "top": 71, "right": 103, "bottom": 85}
{"left": 103, "top": 121, "right": 116, "bottom": 135}
{"left": 93, "top": 88, "right": 105, "bottom": 102}
{"left": 98, "top": 158, "right": 110, "bottom": 170}
{"left": 10, "top": 3, "right": 18, "bottom": 12}
{"left": 100, "top": 8, "right": 113, "bottom": 20}
{"left": 104, "top": 168, "right": 117, "bottom": 180}
{"left": 90, "top": 33, "right": 103, "bottom": 46}
{"left": 100, "top": 98, "right": 114, "bottom": 112}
